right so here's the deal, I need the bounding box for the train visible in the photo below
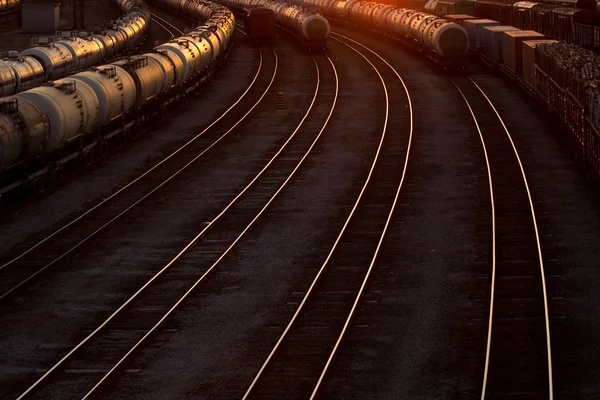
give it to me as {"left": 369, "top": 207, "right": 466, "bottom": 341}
{"left": 243, "top": 6, "right": 277, "bottom": 43}
{"left": 421, "top": 0, "right": 600, "bottom": 52}
{"left": 305, "top": 0, "right": 470, "bottom": 65}
{"left": 0, "top": 0, "right": 235, "bottom": 201}
{"left": 0, "top": 0, "right": 149, "bottom": 98}
{"left": 214, "top": 0, "right": 331, "bottom": 49}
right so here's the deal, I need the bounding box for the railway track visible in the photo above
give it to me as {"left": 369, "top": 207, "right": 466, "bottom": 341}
{"left": 452, "top": 77, "right": 553, "bottom": 399}
{"left": 0, "top": 37, "right": 274, "bottom": 301}
{"left": 240, "top": 32, "right": 413, "bottom": 400}
{"left": 150, "top": 9, "right": 184, "bottom": 37}
{"left": 11, "top": 46, "right": 338, "bottom": 399}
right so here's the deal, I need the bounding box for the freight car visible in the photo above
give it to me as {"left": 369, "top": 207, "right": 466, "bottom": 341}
{"left": 216, "top": 0, "right": 330, "bottom": 50}
{"left": 0, "top": 0, "right": 234, "bottom": 202}
{"left": 244, "top": 6, "right": 276, "bottom": 42}
{"left": 466, "top": 0, "right": 600, "bottom": 50}
{"left": 0, "top": 0, "right": 149, "bottom": 98}
{"left": 305, "top": 0, "right": 470, "bottom": 67}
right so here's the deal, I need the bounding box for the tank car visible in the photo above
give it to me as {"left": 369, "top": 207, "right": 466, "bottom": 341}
{"left": 0, "top": 0, "right": 150, "bottom": 98}
{"left": 70, "top": 65, "right": 136, "bottom": 125}
{"left": 1, "top": 53, "right": 45, "bottom": 94}
{"left": 13, "top": 79, "right": 99, "bottom": 158}
{"left": 0, "top": 0, "right": 235, "bottom": 201}
{"left": 216, "top": 0, "right": 330, "bottom": 49}
{"left": 306, "top": 0, "right": 469, "bottom": 65}
{"left": 21, "top": 42, "right": 74, "bottom": 81}
{"left": 0, "top": 98, "right": 49, "bottom": 172}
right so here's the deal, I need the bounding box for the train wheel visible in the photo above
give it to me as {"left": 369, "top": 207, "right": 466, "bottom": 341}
{"left": 31, "top": 176, "right": 47, "bottom": 194}
{"left": 84, "top": 150, "right": 95, "bottom": 165}
{"left": 98, "top": 141, "right": 109, "bottom": 157}
{"left": 50, "top": 166, "right": 64, "bottom": 182}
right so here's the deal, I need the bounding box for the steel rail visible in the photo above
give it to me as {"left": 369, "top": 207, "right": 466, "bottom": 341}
{"left": 242, "top": 34, "right": 396, "bottom": 400}
{"left": 469, "top": 77, "right": 553, "bottom": 400}
{"left": 453, "top": 77, "right": 552, "bottom": 399}
{"left": 308, "top": 31, "right": 414, "bottom": 399}
{"left": 0, "top": 31, "right": 264, "bottom": 300}
{"left": 14, "top": 47, "right": 279, "bottom": 400}
{"left": 451, "top": 80, "right": 497, "bottom": 400}
{"left": 80, "top": 54, "right": 338, "bottom": 399}
{"left": 150, "top": 16, "right": 175, "bottom": 39}
{"left": 150, "top": 11, "right": 184, "bottom": 36}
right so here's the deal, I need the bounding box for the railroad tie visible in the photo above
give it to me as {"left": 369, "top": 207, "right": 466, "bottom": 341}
{"left": 277, "top": 91, "right": 285, "bottom": 109}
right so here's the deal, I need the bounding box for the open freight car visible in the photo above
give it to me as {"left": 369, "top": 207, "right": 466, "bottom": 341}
{"left": 244, "top": 6, "right": 276, "bottom": 42}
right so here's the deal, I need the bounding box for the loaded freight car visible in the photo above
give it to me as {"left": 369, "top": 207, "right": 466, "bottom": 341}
{"left": 436, "top": 0, "right": 476, "bottom": 15}
{"left": 244, "top": 6, "right": 276, "bottom": 42}
{"left": 502, "top": 29, "right": 544, "bottom": 73}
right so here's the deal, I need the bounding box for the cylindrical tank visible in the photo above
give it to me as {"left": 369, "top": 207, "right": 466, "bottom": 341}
{"left": 156, "top": 39, "right": 203, "bottom": 84}
{"left": 409, "top": 13, "right": 437, "bottom": 42}
{"left": 15, "top": 79, "right": 100, "bottom": 154}
{"left": 0, "top": 61, "right": 17, "bottom": 97}
{"left": 70, "top": 65, "right": 136, "bottom": 125}
{"left": 113, "top": 55, "right": 173, "bottom": 107}
{"left": 426, "top": 20, "right": 469, "bottom": 56}
{"left": 0, "top": 97, "right": 50, "bottom": 172}
{"left": 106, "top": 27, "right": 128, "bottom": 53}
{"left": 372, "top": 4, "right": 396, "bottom": 27}
{"left": 300, "top": 14, "right": 330, "bottom": 42}
{"left": 21, "top": 42, "right": 74, "bottom": 81}
{"left": 92, "top": 32, "right": 118, "bottom": 59}
{"left": 5, "top": 55, "right": 45, "bottom": 93}
{"left": 56, "top": 37, "right": 105, "bottom": 71}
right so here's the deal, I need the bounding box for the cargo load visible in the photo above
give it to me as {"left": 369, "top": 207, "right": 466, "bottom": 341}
{"left": 481, "top": 25, "right": 520, "bottom": 61}
{"left": 463, "top": 18, "right": 500, "bottom": 49}
{"left": 521, "top": 39, "right": 558, "bottom": 86}
{"left": 503, "top": 29, "right": 545, "bottom": 73}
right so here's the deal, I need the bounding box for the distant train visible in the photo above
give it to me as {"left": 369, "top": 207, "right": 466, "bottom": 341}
{"left": 243, "top": 6, "right": 276, "bottom": 43}
{"left": 0, "top": 0, "right": 149, "bottom": 97}
{"left": 0, "top": 0, "right": 234, "bottom": 199}
{"left": 216, "top": 0, "right": 331, "bottom": 49}
{"left": 306, "top": 0, "right": 470, "bottom": 65}
{"left": 421, "top": 0, "right": 600, "bottom": 51}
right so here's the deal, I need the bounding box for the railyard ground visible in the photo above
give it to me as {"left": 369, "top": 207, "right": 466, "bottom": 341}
{"left": 1, "top": 13, "right": 600, "bottom": 399}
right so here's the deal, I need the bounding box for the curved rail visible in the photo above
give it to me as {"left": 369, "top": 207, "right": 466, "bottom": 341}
{"left": 0, "top": 34, "right": 266, "bottom": 300}
{"left": 242, "top": 31, "right": 413, "bottom": 399}
{"left": 151, "top": 15, "right": 176, "bottom": 38}
{"left": 452, "top": 77, "right": 552, "bottom": 400}
{"left": 150, "top": 11, "right": 184, "bottom": 36}
{"left": 80, "top": 53, "right": 338, "bottom": 399}
{"left": 14, "top": 46, "right": 279, "bottom": 400}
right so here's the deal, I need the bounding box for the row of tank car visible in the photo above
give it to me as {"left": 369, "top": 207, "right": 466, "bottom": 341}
{"left": 305, "top": 0, "right": 470, "bottom": 65}
{"left": 0, "top": 0, "right": 149, "bottom": 98}
{"left": 0, "top": 0, "right": 235, "bottom": 199}
{"left": 215, "top": 0, "right": 331, "bottom": 49}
